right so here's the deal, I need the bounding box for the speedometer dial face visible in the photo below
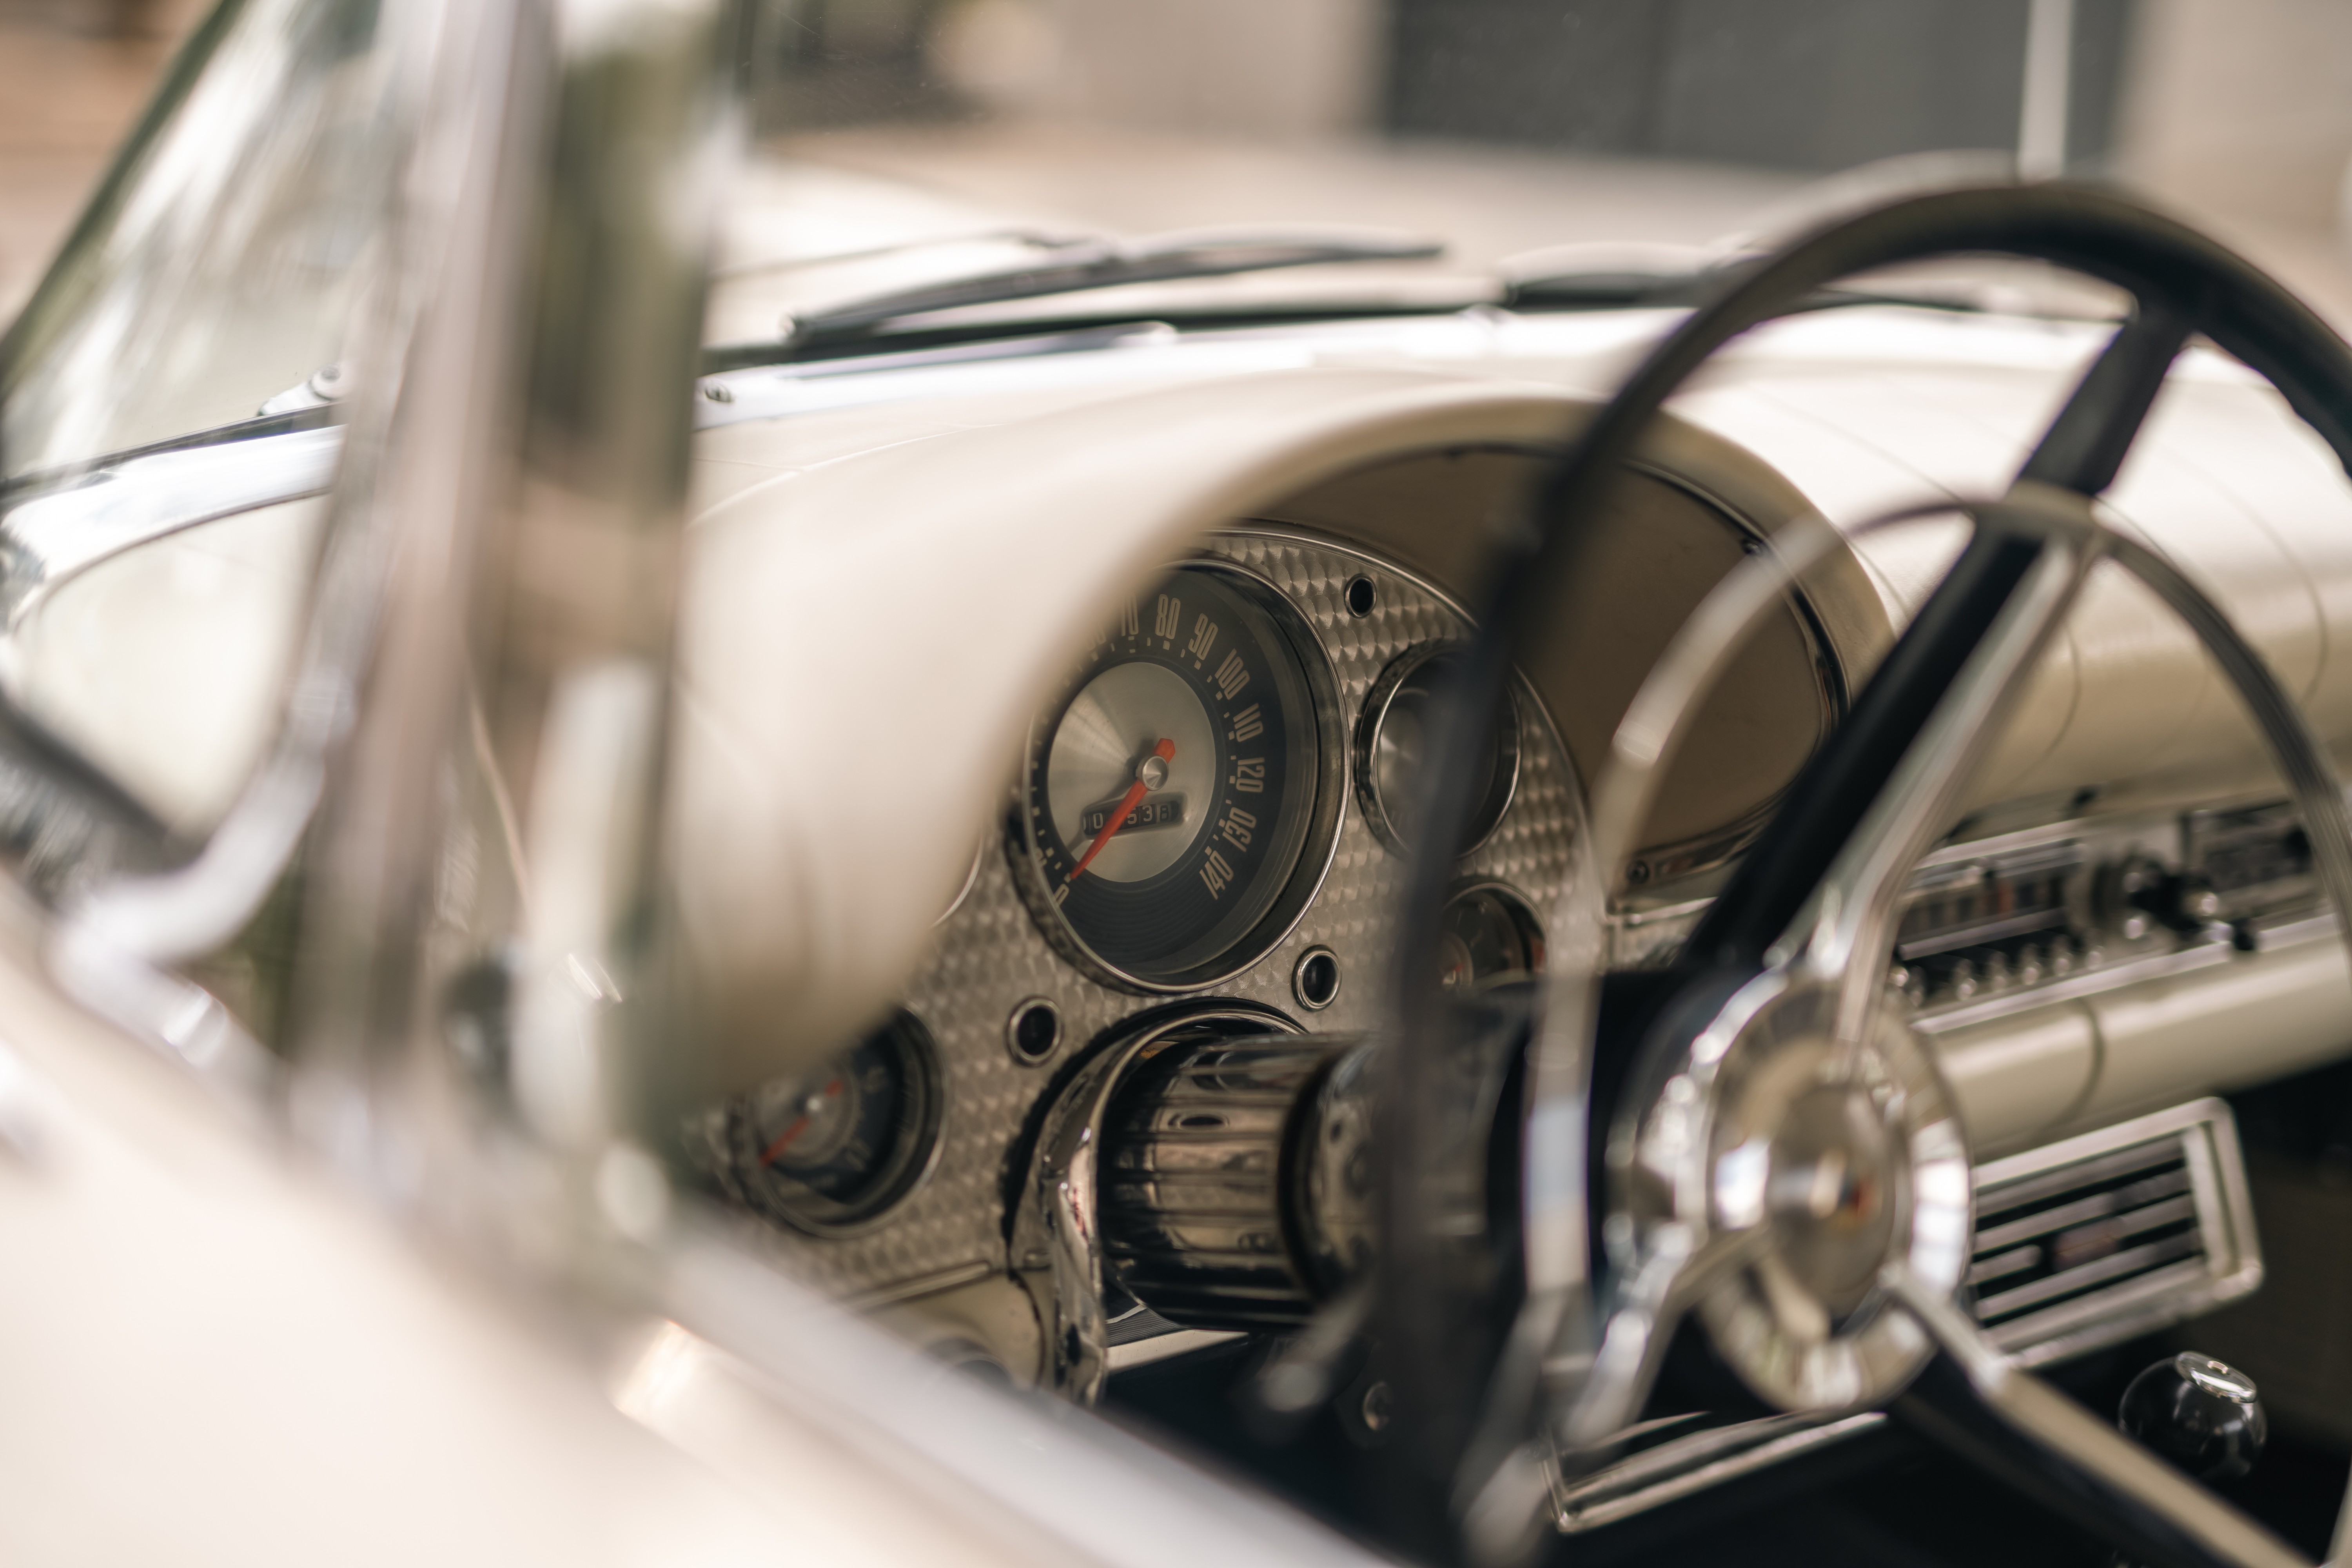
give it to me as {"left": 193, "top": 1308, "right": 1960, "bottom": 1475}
{"left": 1013, "top": 562, "right": 1343, "bottom": 991}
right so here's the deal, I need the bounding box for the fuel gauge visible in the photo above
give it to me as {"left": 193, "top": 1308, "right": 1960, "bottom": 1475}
{"left": 725, "top": 1011, "right": 944, "bottom": 1235}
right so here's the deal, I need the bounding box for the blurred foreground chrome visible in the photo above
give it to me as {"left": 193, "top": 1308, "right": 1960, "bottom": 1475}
{"left": 0, "top": 2, "right": 1391, "bottom": 1562}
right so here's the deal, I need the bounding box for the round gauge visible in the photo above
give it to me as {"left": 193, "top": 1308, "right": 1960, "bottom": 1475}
{"left": 1437, "top": 882, "right": 1546, "bottom": 990}
{"left": 726, "top": 1011, "right": 943, "bottom": 1235}
{"left": 1013, "top": 562, "right": 1345, "bottom": 991}
{"left": 1355, "top": 643, "right": 1520, "bottom": 857}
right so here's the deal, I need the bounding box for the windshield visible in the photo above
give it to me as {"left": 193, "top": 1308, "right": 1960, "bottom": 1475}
{"left": 0, "top": 0, "right": 425, "bottom": 841}
{"left": 705, "top": 2, "right": 2350, "bottom": 353}
{"left": 1, "top": 0, "right": 415, "bottom": 483}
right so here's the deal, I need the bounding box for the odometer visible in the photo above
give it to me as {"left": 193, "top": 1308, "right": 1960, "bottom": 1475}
{"left": 1011, "top": 562, "right": 1343, "bottom": 991}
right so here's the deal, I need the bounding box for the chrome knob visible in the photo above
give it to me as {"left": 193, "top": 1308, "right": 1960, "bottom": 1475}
{"left": 2118, "top": 1352, "right": 2266, "bottom": 1482}
{"left": 1098, "top": 1032, "right": 1364, "bottom": 1328}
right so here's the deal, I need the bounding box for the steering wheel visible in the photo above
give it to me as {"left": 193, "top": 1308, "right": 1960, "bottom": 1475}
{"left": 1381, "top": 184, "right": 2352, "bottom": 1568}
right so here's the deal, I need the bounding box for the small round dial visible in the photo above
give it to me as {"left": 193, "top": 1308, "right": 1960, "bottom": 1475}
{"left": 1437, "top": 882, "right": 1546, "bottom": 989}
{"left": 1356, "top": 643, "right": 1520, "bottom": 857}
{"left": 725, "top": 1012, "right": 943, "bottom": 1234}
{"left": 1014, "top": 562, "right": 1343, "bottom": 990}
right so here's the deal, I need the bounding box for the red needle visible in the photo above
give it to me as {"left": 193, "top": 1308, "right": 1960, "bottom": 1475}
{"left": 760, "top": 1077, "right": 841, "bottom": 1166}
{"left": 1067, "top": 738, "right": 1175, "bottom": 883}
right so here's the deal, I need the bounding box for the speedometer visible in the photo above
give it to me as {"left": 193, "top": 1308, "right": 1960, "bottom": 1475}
{"left": 1010, "top": 561, "right": 1345, "bottom": 991}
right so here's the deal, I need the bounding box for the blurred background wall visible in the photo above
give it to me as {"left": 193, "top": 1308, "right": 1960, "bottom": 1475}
{"left": 0, "top": 0, "right": 211, "bottom": 318}
{"left": 5, "top": 0, "right": 2352, "bottom": 317}
{"left": 738, "top": 0, "right": 2352, "bottom": 312}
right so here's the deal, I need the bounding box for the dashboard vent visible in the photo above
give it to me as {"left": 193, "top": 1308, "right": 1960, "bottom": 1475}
{"left": 1970, "top": 1098, "right": 2262, "bottom": 1366}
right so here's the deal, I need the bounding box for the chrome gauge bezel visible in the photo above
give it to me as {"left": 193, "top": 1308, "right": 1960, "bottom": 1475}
{"left": 1006, "top": 557, "right": 1350, "bottom": 995}
{"left": 1354, "top": 639, "right": 1522, "bottom": 858}
{"left": 720, "top": 1010, "right": 948, "bottom": 1239}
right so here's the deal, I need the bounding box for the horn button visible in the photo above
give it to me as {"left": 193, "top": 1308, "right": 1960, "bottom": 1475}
{"left": 1759, "top": 1082, "right": 1900, "bottom": 1317}
{"left": 1614, "top": 971, "right": 1974, "bottom": 1412}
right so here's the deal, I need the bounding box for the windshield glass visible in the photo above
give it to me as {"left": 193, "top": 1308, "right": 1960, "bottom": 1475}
{"left": 0, "top": 0, "right": 423, "bottom": 841}
{"left": 1, "top": 0, "right": 413, "bottom": 482}
{"left": 706, "top": 2, "right": 2350, "bottom": 352}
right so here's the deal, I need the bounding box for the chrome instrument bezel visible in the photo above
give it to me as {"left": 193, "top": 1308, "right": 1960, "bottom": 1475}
{"left": 1005, "top": 556, "right": 1350, "bottom": 996}
{"left": 1354, "top": 639, "right": 1522, "bottom": 858}
{"left": 717, "top": 1009, "right": 951, "bottom": 1240}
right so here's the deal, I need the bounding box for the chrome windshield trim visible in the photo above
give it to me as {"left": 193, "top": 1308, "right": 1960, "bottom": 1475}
{"left": 0, "top": 425, "right": 344, "bottom": 628}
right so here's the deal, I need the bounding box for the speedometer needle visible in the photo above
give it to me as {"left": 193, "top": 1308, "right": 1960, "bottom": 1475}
{"left": 1067, "top": 738, "right": 1175, "bottom": 883}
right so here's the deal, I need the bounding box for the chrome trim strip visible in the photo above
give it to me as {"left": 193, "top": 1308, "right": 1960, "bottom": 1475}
{"left": 1552, "top": 1414, "right": 1887, "bottom": 1534}
{"left": 1107, "top": 1328, "right": 1244, "bottom": 1372}
{"left": 0, "top": 425, "right": 343, "bottom": 628}
{"left": 1912, "top": 922, "right": 2293, "bottom": 1034}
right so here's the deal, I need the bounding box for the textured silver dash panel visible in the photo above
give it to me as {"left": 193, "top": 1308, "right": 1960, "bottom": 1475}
{"left": 724, "top": 528, "right": 1586, "bottom": 1298}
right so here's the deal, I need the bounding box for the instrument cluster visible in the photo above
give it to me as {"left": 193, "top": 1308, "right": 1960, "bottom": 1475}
{"left": 693, "top": 529, "right": 1585, "bottom": 1304}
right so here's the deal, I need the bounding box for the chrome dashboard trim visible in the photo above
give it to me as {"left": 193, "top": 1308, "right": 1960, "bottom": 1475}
{"left": 1973, "top": 1096, "right": 2262, "bottom": 1366}
{"left": 1107, "top": 1327, "right": 1246, "bottom": 1371}
{"left": 1910, "top": 907, "right": 2337, "bottom": 1035}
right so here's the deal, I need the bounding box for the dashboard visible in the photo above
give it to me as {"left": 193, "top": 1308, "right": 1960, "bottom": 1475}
{"left": 689, "top": 528, "right": 1586, "bottom": 1311}
{"left": 666, "top": 324, "right": 2352, "bottom": 1531}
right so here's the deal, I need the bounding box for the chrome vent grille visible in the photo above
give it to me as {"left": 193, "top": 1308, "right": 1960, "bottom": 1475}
{"left": 1970, "top": 1098, "right": 2261, "bottom": 1367}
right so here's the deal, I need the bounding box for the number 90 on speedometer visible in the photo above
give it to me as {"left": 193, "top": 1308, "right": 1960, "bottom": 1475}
{"left": 1011, "top": 562, "right": 1345, "bottom": 991}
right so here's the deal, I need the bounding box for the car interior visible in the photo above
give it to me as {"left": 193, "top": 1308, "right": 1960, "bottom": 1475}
{"left": 5, "top": 3, "right": 2352, "bottom": 1565}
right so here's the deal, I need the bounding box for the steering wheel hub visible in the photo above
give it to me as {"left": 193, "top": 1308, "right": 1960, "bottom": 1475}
{"left": 1616, "top": 971, "right": 1973, "bottom": 1412}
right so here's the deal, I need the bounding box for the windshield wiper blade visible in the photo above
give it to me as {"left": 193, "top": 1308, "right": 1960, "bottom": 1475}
{"left": 780, "top": 225, "right": 1445, "bottom": 346}
{"left": 1499, "top": 240, "right": 2058, "bottom": 318}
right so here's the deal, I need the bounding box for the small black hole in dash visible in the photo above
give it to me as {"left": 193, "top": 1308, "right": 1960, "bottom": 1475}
{"left": 1007, "top": 998, "right": 1061, "bottom": 1064}
{"left": 1344, "top": 576, "right": 1377, "bottom": 618}
{"left": 1294, "top": 947, "right": 1341, "bottom": 1010}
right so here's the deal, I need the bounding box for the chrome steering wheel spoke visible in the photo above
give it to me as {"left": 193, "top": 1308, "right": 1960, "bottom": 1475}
{"left": 1778, "top": 492, "right": 2100, "bottom": 1040}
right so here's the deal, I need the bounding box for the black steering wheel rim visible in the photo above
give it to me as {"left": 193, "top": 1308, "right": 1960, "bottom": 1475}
{"left": 1380, "top": 182, "right": 2352, "bottom": 1567}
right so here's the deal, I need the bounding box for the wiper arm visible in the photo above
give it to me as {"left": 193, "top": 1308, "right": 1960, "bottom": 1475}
{"left": 1500, "top": 240, "right": 2067, "bottom": 318}
{"left": 780, "top": 225, "right": 1445, "bottom": 347}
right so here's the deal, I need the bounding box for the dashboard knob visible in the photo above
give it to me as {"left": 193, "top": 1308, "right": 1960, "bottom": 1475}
{"left": 1098, "top": 1029, "right": 1356, "bottom": 1329}
{"left": 1096, "top": 990, "right": 1528, "bottom": 1336}
{"left": 2118, "top": 1352, "right": 2266, "bottom": 1482}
